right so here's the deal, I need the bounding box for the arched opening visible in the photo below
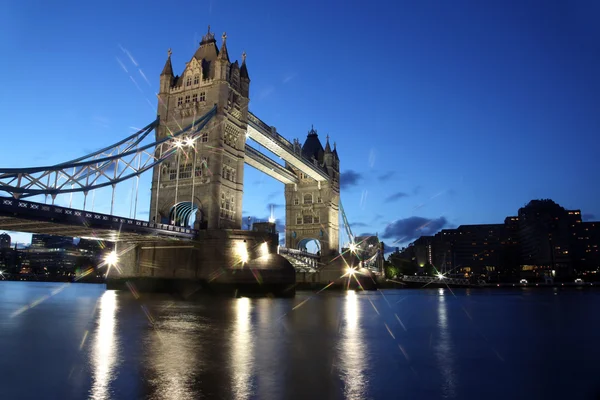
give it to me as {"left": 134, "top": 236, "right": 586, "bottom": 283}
{"left": 298, "top": 238, "right": 321, "bottom": 255}
{"left": 169, "top": 202, "right": 202, "bottom": 228}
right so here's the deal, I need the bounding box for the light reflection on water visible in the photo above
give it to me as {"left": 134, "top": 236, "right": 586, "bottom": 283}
{"left": 90, "top": 290, "right": 118, "bottom": 400}
{"left": 435, "top": 288, "right": 457, "bottom": 398}
{"left": 340, "top": 290, "right": 369, "bottom": 400}
{"left": 231, "top": 297, "right": 254, "bottom": 400}
{"left": 3, "top": 283, "right": 600, "bottom": 400}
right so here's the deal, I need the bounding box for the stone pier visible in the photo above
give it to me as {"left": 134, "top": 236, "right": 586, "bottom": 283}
{"left": 107, "top": 230, "right": 296, "bottom": 297}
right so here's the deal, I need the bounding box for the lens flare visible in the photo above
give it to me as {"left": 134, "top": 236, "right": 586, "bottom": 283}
{"left": 104, "top": 251, "right": 119, "bottom": 267}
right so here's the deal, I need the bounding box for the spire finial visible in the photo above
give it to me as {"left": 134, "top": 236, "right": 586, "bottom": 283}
{"left": 222, "top": 32, "right": 227, "bottom": 44}
{"left": 207, "top": 24, "right": 211, "bottom": 34}
{"left": 334, "top": 141, "right": 337, "bottom": 149}
{"left": 326, "top": 134, "right": 330, "bottom": 142}
{"left": 242, "top": 51, "right": 247, "bottom": 63}
{"left": 167, "top": 48, "right": 172, "bottom": 58}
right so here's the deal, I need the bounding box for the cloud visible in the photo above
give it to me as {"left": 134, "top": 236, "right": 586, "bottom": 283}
{"left": 349, "top": 222, "right": 368, "bottom": 228}
{"left": 358, "top": 232, "right": 375, "bottom": 237}
{"left": 340, "top": 170, "right": 362, "bottom": 189}
{"left": 382, "top": 216, "right": 449, "bottom": 244}
{"left": 257, "top": 86, "right": 275, "bottom": 100}
{"left": 378, "top": 171, "right": 395, "bottom": 181}
{"left": 384, "top": 192, "right": 409, "bottom": 203}
{"left": 283, "top": 73, "right": 296, "bottom": 84}
{"left": 265, "top": 191, "right": 279, "bottom": 201}
{"left": 582, "top": 213, "right": 596, "bottom": 221}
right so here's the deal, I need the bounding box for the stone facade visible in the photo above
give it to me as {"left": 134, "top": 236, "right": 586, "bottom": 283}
{"left": 284, "top": 128, "right": 340, "bottom": 255}
{"left": 149, "top": 27, "right": 250, "bottom": 230}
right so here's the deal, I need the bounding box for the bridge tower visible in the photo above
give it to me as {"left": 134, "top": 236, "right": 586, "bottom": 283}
{"left": 284, "top": 128, "right": 340, "bottom": 256}
{"left": 150, "top": 26, "right": 250, "bottom": 229}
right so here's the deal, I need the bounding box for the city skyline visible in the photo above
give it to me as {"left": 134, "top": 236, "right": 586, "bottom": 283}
{"left": 1, "top": 0, "right": 599, "bottom": 246}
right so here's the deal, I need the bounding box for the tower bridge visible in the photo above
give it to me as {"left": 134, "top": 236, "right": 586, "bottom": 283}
{"left": 0, "top": 26, "right": 373, "bottom": 295}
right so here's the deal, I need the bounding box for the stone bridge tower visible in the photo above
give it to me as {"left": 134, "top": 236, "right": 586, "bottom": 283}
{"left": 284, "top": 128, "right": 340, "bottom": 256}
{"left": 150, "top": 27, "right": 250, "bottom": 229}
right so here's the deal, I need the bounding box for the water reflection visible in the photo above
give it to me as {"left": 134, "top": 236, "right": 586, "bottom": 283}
{"left": 435, "top": 288, "right": 456, "bottom": 398}
{"left": 340, "top": 290, "right": 368, "bottom": 399}
{"left": 90, "top": 291, "right": 118, "bottom": 400}
{"left": 231, "top": 297, "right": 254, "bottom": 399}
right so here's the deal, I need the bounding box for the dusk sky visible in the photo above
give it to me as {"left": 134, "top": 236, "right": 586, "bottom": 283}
{"left": 1, "top": 0, "right": 599, "bottom": 248}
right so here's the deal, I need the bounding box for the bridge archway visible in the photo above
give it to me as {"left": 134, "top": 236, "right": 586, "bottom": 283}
{"left": 169, "top": 201, "right": 203, "bottom": 228}
{"left": 297, "top": 237, "right": 322, "bottom": 255}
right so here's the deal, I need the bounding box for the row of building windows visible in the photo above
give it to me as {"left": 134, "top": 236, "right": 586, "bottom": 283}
{"left": 220, "top": 193, "right": 235, "bottom": 220}
{"left": 293, "top": 194, "right": 323, "bottom": 205}
{"left": 186, "top": 75, "right": 201, "bottom": 87}
{"left": 177, "top": 92, "right": 206, "bottom": 106}
{"left": 295, "top": 214, "right": 320, "bottom": 225}
{"left": 165, "top": 157, "right": 208, "bottom": 180}
{"left": 222, "top": 166, "right": 236, "bottom": 182}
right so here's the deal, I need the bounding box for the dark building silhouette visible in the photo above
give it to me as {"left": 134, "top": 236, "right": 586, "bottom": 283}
{"left": 0, "top": 233, "right": 10, "bottom": 249}
{"left": 396, "top": 199, "right": 600, "bottom": 282}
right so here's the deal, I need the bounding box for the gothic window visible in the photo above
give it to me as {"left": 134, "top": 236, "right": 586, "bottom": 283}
{"left": 193, "top": 75, "right": 199, "bottom": 85}
{"left": 317, "top": 196, "right": 322, "bottom": 203}
{"left": 294, "top": 198, "right": 299, "bottom": 205}
{"left": 199, "top": 92, "right": 206, "bottom": 102}
{"left": 169, "top": 168, "right": 177, "bottom": 180}
{"left": 179, "top": 164, "right": 192, "bottom": 179}
{"left": 296, "top": 216, "right": 302, "bottom": 224}
{"left": 225, "top": 169, "right": 230, "bottom": 181}
{"left": 192, "top": 93, "right": 198, "bottom": 103}
{"left": 303, "top": 194, "right": 313, "bottom": 204}
{"left": 186, "top": 77, "right": 192, "bottom": 86}
{"left": 195, "top": 163, "right": 202, "bottom": 177}
{"left": 313, "top": 214, "right": 320, "bottom": 224}
{"left": 201, "top": 132, "right": 208, "bottom": 143}
{"left": 177, "top": 97, "right": 183, "bottom": 106}
{"left": 303, "top": 215, "right": 313, "bottom": 224}
{"left": 185, "top": 95, "right": 190, "bottom": 104}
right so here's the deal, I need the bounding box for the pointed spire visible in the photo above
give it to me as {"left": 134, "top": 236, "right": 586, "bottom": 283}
{"left": 201, "top": 24, "right": 216, "bottom": 44}
{"left": 240, "top": 51, "right": 249, "bottom": 79}
{"left": 308, "top": 125, "right": 318, "bottom": 137}
{"left": 218, "top": 32, "right": 230, "bottom": 61}
{"left": 332, "top": 142, "right": 339, "bottom": 160}
{"left": 161, "top": 48, "right": 173, "bottom": 76}
{"left": 324, "top": 135, "right": 332, "bottom": 152}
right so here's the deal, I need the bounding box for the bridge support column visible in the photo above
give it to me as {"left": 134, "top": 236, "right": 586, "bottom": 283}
{"left": 106, "top": 230, "right": 296, "bottom": 297}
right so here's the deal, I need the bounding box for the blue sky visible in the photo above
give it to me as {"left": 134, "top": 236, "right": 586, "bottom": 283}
{"left": 1, "top": 0, "right": 599, "bottom": 248}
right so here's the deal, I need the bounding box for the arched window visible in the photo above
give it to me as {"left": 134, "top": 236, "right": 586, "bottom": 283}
{"left": 193, "top": 75, "right": 199, "bottom": 85}
{"left": 186, "top": 76, "right": 192, "bottom": 86}
{"left": 303, "top": 194, "right": 313, "bottom": 204}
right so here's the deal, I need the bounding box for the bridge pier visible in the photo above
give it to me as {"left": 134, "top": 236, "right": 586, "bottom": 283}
{"left": 294, "top": 252, "right": 379, "bottom": 291}
{"left": 107, "top": 230, "right": 296, "bottom": 297}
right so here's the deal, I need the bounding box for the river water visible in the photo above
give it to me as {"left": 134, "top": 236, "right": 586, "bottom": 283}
{"left": 1, "top": 282, "right": 599, "bottom": 399}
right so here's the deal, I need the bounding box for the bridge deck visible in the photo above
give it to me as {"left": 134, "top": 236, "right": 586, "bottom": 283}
{"left": 0, "top": 197, "right": 196, "bottom": 242}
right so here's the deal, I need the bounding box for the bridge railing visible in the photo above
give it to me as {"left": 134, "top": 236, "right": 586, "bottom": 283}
{"left": 248, "top": 113, "right": 295, "bottom": 150}
{"left": 0, "top": 197, "right": 197, "bottom": 238}
{"left": 278, "top": 247, "right": 320, "bottom": 259}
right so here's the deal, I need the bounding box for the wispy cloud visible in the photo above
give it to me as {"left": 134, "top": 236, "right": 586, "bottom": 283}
{"left": 257, "top": 86, "right": 275, "bottom": 100}
{"left": 382, "top": 216, "right": 449, "bottom": 244}
{"left": 340, "top": 170, "right": 362, "bottom": 189}
{"left": 283, "top": 73, "right": 296, "bottom": 84}
{"left": 349, "top": 222, "right": 368, "bottom": 228}
{"left": 384, "top": 192, "right": 409, "bottom": 203}
{"left": 378, "top": 171, "right": 395, "bottom": 181}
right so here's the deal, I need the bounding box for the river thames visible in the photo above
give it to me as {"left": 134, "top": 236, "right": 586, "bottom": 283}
{"left": 1, "top": 282, "right": 599, "bottom": 399}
